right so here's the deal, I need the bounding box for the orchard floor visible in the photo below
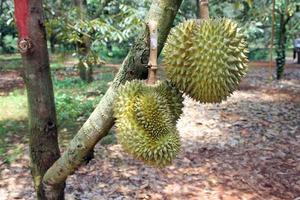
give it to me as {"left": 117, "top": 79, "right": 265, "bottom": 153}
{"left": 1, "top": 63, "right": 300, "bottom": 200}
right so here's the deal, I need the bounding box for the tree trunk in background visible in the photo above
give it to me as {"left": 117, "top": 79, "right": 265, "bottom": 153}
{"left": 0, "top": 0, "right": 3, "bottom": 11}
{"left": 276, "top": 2, "right": 293, "bottom": 80}
{"left": 49, "top": 0, "right": 63, "bottom": 54}
{"left": 275, "top": 13, "right": 288, "bottom": 80}
{"left": 77, "top": 36, "right": 93, "bottom": 82}
{"left": 0, "top": 33, "right": 3, "bottom": 51}
{"left": 13, "top": 0, "right": 64, "bottom": 199}
{"left": 74, "top": 0, "right": 93, "bottom": 82}
{"left": 275, "top": 0, "right": 294, "bottom": 80}
{"left": 196, "top": 0, "right": 200, "bottom": 18}
{"left": 43, "top": 0, "right": 183, "bottom": 197}
{"left": 50, "top": 34, "right": 56, "bottom": 54}
{"left": 199, "top": 0, "right": 209, "bottom": 19}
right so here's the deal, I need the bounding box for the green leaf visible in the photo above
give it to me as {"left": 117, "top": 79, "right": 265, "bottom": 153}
{"left": 247, "top": 0, "right": 254, "bottom": 7}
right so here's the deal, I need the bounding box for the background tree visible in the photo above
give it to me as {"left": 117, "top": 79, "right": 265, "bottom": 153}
{"left": 209, "top": 0, "right": 300, "bottom": 79}
{"left": 274, "top": 0, "right": 299, "bottom": 79}
{"left": 73, "top": 0, "right": 94, "bottom": 82}
{"left": 13, "top": 0, "right": 65, "bottom": 199}
{"left": 44, "top": 0, "right": 146, "bottom": 82}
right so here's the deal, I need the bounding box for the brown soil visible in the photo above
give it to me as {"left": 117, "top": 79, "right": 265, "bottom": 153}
{"left": 0, "top": 71, "right": 24, "bottom": 95}
{"left": 0, "top": 62, "right": 300, "bottom": 200}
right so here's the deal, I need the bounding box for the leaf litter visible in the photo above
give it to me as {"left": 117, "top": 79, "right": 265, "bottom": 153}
{"left": 0, "top": 64, "right": 300, "bottom": 200}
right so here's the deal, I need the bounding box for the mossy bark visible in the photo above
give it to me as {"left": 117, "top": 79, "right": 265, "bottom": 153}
{"left": 43, "top": 0, "right": 183, "bottom": 198}
{"left": 275, "top": 2, "right": 292, "bottom": 80}
{"left": 275, "top": 13, "right": 287, "bottom": 80}
{"left": 16, "top": 0, "right": 65, "bottom": 199}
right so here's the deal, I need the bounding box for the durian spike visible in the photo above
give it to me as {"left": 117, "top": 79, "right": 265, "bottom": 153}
{"left": 200, "top": 0, "right": 209, "bottom": 20}
{"left": 147, "top": 20, "right": 158, "bottom": 85}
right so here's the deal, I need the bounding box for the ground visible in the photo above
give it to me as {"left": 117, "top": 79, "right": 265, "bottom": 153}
{"left": 0, "top": 57, "right": 299, "bottom": 200}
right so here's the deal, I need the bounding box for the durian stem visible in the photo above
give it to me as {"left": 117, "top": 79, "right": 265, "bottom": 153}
{"left": 147, "top": 20, "right": 158, "bottom": 85}
{"left": 200, "top": 0, "right": 209, "bottom": 19}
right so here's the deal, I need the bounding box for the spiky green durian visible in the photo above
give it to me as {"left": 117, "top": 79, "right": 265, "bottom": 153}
{"left": 154, "top": 81, "right": 184, "bottom": 122}
{"left": 114, "top": 80, "right": 181, "bottom": 167}
{"left": 163, "top": 18, "right": 248, "bottom": 103}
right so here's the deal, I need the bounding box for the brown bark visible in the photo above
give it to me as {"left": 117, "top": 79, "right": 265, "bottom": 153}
{"left": 15, "top": 0, "right": 65, "bottom": 199}
{"left": 74, "top": 0, "right": 93, "bottom": 82}
{"left": 200, "top": 0, "right": 209, "bottom": 19}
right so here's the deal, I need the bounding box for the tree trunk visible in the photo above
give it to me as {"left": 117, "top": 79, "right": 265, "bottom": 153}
{"left": 76, "top": 35, "right": 93, "bottom": 82}
{"left": 196, "top": 0, "right": 200, "bottom": 18}
{"left": 199, "top": 0, "right": 209, "bottom": 19}
{"left": 13, "top": 0, "right": 64, "bottom": 199}
{"left": 50, "top": 34, "right": 56, "bottom": 54}
{"left": 43, "top": 0, "right": 183, "bottom": 197}
{"left": 275, "top": 1, "right": 293, "bottom": 80}
{"left": 47, "top": 0, "right": 63, "bottom": 54}
{"left": 0, "top": 32, "right": 3, "bottom": 52}
{"left": 74, "top": 0, "right": 93, "bottom": 82}
{"left": 276, "top": 13, "right": 287, "bottom": 80}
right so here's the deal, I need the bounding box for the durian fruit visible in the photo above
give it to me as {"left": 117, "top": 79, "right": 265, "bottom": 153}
{"left": 163, "top": 18, "right": 248, "bottom": 103}
{"left": 114, "top": 80, "right": 182, "bottom": 167}
{"left": 154, "top": 81, "right": 184, "bottom": 123}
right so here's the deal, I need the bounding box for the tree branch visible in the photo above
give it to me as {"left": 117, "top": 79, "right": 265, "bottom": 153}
{"left": 43, "top": 0, "right": 183, "bottom": 198}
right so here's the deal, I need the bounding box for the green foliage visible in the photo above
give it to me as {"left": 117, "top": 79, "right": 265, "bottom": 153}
{"left": 0, "top": 0, "right": 17, "bottom": 53}
{"left": 44, "top": 0, "right": 145, "bottom": 58}
{"left": 248, "top": 48, "right": 269, "bottom": 61}
{"left": 209, "top": 0, "right": 299, "bottom": 63}
{"left": 176, "top": 0, "right": 197, "bottom": 21}
{"left": 2, "top": 0, "right": 298, "bottom": 60}
{"left": 2, "top": 35, "right": 18, "bottom": 53}
{"left": 0, "top": 120, "right": 27, "bottom": 164}
{"left": 0, "top": 58, "right": 115, "bottom": 163}
{"left": 53, "top": 72, "right": 113, "bottom": 122}
{"left": 93, "top": 44, "right": 129, "bottom": 61}
{"left": 55, "top": 93, "right": 97, "bottom": 121}
{"left": 0, "top": 90, "right": 27, "bottom": 121}
{"left": 0, "top": 90, "right": 27, "bottom": 164}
